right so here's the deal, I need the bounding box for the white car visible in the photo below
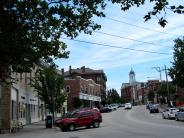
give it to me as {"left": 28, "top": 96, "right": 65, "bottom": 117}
{"left": 124, "top": 103, "right": 132, "bottom": 109}
{"left": 162, "top": 108, "right": 178, "bottom": 119}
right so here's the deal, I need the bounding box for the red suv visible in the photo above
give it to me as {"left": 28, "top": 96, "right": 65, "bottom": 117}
{"left": 59, "top": 109, "right": 102, "bottom": 131}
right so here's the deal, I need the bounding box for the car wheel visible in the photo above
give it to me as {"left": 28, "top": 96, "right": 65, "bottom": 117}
{"left": 61, "top": 128, "right": 67, "bottom": 132}
{"left": 168, "top": 115, "right": 171, "bottom": 120}
{"left": 68, "top": 124, "right": 75, "bottom": 131}
{"left": 86, "top": 125, "right": 91, "bottom": 129}
{"left": 93, "top": 121, "right": 100, "bottom": 128}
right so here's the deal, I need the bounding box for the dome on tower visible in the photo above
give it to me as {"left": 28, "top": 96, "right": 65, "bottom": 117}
{"left": 129, "top": 68, "right": 135, "bottom": 75}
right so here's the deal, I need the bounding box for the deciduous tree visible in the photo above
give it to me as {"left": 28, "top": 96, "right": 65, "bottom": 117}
{"left": 107, "top": 88, "right": 121, "bottom": 104}
{"left": 32, "top": 65, "right": 66, "bottom": 123}
{"left": 169, "top": 37, "right": 184, "bottom": 88}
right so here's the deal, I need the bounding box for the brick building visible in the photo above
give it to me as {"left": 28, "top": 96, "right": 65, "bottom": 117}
{"left": 64, "top": 66, "right": 107, "bottom": 105}
{"left": 146, "top": 80, "right": 160, "bottom": 103}
{"left": 64, "top": 76, "right": 101, "bottom": 112}
{"left": 121, "top": 85, "right": 132, "bottom": 102}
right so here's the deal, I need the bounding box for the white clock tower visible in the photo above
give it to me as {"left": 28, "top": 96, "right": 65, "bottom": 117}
{"left": 129, "top": 68, "right": 136, "bottom": 84}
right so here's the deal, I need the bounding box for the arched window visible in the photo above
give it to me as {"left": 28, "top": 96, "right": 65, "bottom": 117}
{"left": 85, "top": 87, "right": 88, "bottom": 94}
{"left": 66, "top": 85, "right": 70, "bottom": 93}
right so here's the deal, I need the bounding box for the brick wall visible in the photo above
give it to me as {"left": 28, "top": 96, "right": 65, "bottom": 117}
{"left": 64, "top": 77, "right": 101, "bottom": 112}
{"left": 121, "top": 86, "right": 132, "bottom": 102}
{"left": 65, "top": 79, "right": 80, "bottom": 112}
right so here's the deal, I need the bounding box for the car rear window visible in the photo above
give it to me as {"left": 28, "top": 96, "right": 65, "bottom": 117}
{"left": 79, "top": 111, "right": 93, "bottom": 118}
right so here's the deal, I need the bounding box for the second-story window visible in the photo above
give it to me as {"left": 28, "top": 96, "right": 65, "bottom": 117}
{"left": 66, "top": 85, "right": 70, "bottom": 93}
{"left": 97, "top": 77, "right": 101, "bottom": 82}
{"left": 85, "top": 87, "right": 88, "bottom": 94}
{"left": 80, "top": 86, "right": 84, "bottom": 93}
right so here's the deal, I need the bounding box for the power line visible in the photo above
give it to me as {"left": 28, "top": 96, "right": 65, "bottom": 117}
{"left": 61, "top": 37, "right": 171, "bottom": 55}
{"left": 105, "top": 16, "right": 180, "bottom": 37}
{"left": 94, "top": 31, "right": 173, "bottom": 49}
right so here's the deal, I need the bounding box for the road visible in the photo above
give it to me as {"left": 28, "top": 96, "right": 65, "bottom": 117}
{"left": 1, "top": 105, "right": 184, "bottom": 138}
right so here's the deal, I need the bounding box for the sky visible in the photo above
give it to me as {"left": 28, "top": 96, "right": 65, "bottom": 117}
{"left": 55, "top": 1, "right": 184, "bottom": 95}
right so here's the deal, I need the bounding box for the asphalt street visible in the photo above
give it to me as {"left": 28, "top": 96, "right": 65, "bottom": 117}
{"left": 1, "top": 105, "right": 184, "bottom": 138}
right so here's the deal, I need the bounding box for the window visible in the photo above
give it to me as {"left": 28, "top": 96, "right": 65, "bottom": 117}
{"left": 79, "top": 111, "right": 92, "bottom": 118}
{"left": 66, "top": 85, "right": 70, "bottom": 93}
{"left": 26, "top": 72, "right": 32, "bottom": 85}
{"left": 70, "top": 113, "right": 78, "bottom": 118}
{"left": 97, "top": 77, "right": 101, "bottom": 82}
{"left": 80, "top": 86, "right": 84, "bottom": 93}
{"left": 85, "top": 87, "right": 88, "bottom": 94}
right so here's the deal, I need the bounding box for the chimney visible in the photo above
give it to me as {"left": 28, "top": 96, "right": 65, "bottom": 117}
{"left": 81, "top": 66, "right": 85, "bottom": 73}
{"left": 61, "top": 68, "right": 64, "bottom": 77}
{"left": 69, "top": 66, "right": 71, "bottom": 74}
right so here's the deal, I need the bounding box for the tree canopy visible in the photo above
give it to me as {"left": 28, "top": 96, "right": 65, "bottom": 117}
{"left": 0, "top": 0, "right": 106, "bottom": 79}
{"left": 157, "top": 82, "right": 175, "bottom": 97}
{"left": 0, "top": 0, "right": 183, "bottom": 83}
{"left": 169, "top": 37, "right": 184, "bottom": 88}
{"left": 112, "top": 0, "right": 184, "bottom": 27}
{"left": 107, "top": 88, "right": 121, "bottom": 104}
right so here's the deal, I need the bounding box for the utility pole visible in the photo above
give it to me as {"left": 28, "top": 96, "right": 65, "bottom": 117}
{"left": 165, "top": 65, "right": 170, "bottom": 107}
{"left": 152, "top": 67, "right": 162, "bottom": 82}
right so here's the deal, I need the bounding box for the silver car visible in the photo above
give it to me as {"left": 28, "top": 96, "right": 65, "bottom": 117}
{"left": 175, "top": 107, "right": 184, "bottom": 121}
{"left": 162, "top": 108, "right": 178, "bottom": 119}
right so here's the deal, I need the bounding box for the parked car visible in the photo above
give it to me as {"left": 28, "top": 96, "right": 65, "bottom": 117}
{"left": 149, "top": 104, "right": 159, "bottom": 113}
{"left": 111, "top": 104, "right": 118, "bottom": 110}
{"left": 100, "top": 107, "right": 112, "bottom": 113}
{"left": 162, "top": 108, "right": 178, "bottom": 119}
{"left": 118, "top": 104, "right": 125, "bottom": 108}
{"left": 125, "top": 103, "right": 132, "bottom": 109}
{"left": 146, "top": 103, "right": 153, "bottom": 110}
{"left": 58, "top": 109, "right": 102, "bottom": 131}
{"left": 175, "top": 107, "right": 184, "bottom": 121}
{"left": 106, "top": 105, "right": 114, "bottom": 111}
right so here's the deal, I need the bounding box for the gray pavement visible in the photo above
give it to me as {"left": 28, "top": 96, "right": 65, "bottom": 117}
{"left": 0, "top": 105, "right": 184, "bottom": 138}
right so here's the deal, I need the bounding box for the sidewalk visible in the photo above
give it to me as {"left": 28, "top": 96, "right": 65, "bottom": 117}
{"left": 0, "top": 121, "right": 61, "bottom": 138}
